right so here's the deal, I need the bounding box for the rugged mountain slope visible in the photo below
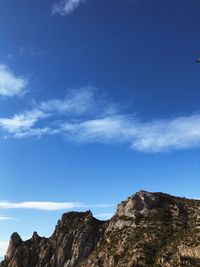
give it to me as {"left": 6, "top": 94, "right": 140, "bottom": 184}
{"left": 1, "top": 190, "right": 200, "bottom": 267}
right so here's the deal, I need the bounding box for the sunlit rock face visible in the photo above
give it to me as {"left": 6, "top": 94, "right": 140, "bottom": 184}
{"left": 116, "top": 190, "right": 185, "bottom": 218}
{"left": 116, "top": 190, "right": 161, "bottom": 217}
{"left": 1, "top": 191, "right": 200, "bottom": 267}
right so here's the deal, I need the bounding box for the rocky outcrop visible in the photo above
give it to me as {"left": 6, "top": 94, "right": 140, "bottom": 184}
{"left": 0, "top": 211, "right": 104, "bottom": 267}
{"left": 1, "top": 190, "right": 200, "bottom": 267}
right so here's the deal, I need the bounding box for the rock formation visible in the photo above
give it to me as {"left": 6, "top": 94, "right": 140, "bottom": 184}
{"left": 1, "top": 190, "right": 200, "bottom": 267}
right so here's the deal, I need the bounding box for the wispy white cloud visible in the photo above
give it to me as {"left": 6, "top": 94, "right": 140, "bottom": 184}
{"left": 0, "top": 216, "right": 17, "bottom": 221}
{"left": 0, "top": 87, "right": 116, "bottom": 139}
{"left": 0, "top": 201, "right": 82, "bottom": 211}
{"left": 13, "top": 127, "right": 50, "bottom": 139}
{"left": 0, "top": 87, "right": 92, "bottom": 137}
{"left": 52, "top": 0, "right": 87, "bottom": 16}
{"left": 130, "top": 115, "right": 200, "bottom": 152}
{"left": 59, "top": 115, "right": 133, "bottom": 144}
{"left": 0, "top": 87, "right": 200, "bottom": 153}
{"left": 0, "top": 110, "right": 45, "bottom": 133}
{"left": 0, "top": 109, "right": 49, "bottom": 139}
{"left": 39, "top": 87, "right": 101, "bottom": 115}
{"left": 0, "top": 201, "right": 113, "bottom": 211}
{"left": 0, "top": 64, "right": 27, "bottom": 97}
{"left": 60, "top": 114, "right": 200, "bottom": 152}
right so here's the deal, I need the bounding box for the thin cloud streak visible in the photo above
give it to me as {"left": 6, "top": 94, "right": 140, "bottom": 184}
{"left": 0, "top": 216, "right": 17, "bottom": 221}
{"left": 0, "top": 201, "right": 82, "bottom": 211}
{"left": 52, "top": 0, "right": 87, "bottom": 16}
{"left": 0, "top": 201, "right": 113, "bottom": 211}
{"left": 0, "top": 64, "right": 27, "bottom": 97}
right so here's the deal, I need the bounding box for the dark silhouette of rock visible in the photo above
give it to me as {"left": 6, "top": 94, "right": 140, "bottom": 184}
{"left": 1, "top": 191, "right": 200, "bottom": 267}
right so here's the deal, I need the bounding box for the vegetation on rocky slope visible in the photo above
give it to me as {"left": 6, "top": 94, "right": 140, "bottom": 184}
{"left": 1, "top": 191, "right": 200, "bottom": 267}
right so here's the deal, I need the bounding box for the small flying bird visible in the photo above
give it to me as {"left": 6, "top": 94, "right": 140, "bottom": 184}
{"left": 196, "top": 58, "right": 200, "bottom": 63}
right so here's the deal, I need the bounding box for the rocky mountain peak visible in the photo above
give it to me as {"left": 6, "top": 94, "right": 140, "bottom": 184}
{"left": 31, "top": 231, "right": 41, "bottom": 242}
{"left": 1, "top": 190, "right": 200, "bottom": 267}
{"left": 5, "top": 232, "right": 22, "bottom": 261}
{"left": 116, "top": 190, "right": 161, "bottom": 218}
{"left": 10, "top": 233, "right": 22, "bottom": 246}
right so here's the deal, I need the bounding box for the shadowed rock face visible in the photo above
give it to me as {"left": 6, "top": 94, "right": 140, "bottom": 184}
{"left": 1, "top": 191, "right": 200, "bottom": 267}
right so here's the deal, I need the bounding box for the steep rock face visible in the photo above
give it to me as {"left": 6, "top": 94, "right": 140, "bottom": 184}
{"left": 1, "top": 191, "right": 200, "bottom": 267}
{"left": 83, "top": 191, "right": 195, "bottom": 267}
{"left": 0, "top": 211, "right": 104, "bottom": 267}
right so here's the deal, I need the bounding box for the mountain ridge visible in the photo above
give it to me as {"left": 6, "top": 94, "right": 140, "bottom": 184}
{"left": 1, "top": 190, "right": 200, "bottom": 267}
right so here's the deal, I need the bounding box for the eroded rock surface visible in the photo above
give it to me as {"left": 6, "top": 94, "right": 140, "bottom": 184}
{"left": 1, "top": 191, "right": 200, "bottom": 267}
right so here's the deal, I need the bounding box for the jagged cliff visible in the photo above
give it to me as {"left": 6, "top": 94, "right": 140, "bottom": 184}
{"left": 1, "top": 190, "right": 200, "bottom": 267}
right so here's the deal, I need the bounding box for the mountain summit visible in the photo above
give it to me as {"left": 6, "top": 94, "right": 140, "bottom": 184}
{"left": 1, "top": 191, "right": 200, "bottom": 267}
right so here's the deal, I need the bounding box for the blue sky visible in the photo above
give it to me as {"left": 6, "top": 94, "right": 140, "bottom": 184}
{"left": 0, "top": 0, "right": 200, "bottom": 257}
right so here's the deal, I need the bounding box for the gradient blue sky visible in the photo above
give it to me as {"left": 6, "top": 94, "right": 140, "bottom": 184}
{"left": 0, "top": 0, "right": 200, "bottom": 257}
